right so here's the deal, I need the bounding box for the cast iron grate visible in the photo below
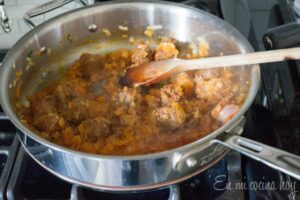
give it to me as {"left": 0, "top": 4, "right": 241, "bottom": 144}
{"left": 0, "top": 107, "right": 20, "bottom": 200}
{"left": 6, "top": 146, "right": 229, "bottom": 200}
{"left": 6, "top": 147, "right": 72, "bottom": 200}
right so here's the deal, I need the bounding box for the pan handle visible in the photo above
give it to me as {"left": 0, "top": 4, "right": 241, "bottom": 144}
{"left": 212, "top": 135, "right": 300, "bottom": 180}
{"left": 23, "top": 0, "right": 87, "bottom": 29}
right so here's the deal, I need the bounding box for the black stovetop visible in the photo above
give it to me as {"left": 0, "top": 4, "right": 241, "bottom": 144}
{"left": 0, "top": 0, "right": 299, "bottom": 199}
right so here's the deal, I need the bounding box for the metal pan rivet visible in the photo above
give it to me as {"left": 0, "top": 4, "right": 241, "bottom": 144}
{"left": 88, "top": 24, "right": 98, "bottom": 32}
{"left": 186, "top": 157, "right": 197, "bottom": 167}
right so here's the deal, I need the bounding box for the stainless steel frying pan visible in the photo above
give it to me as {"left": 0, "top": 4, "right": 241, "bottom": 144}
{"left": 0, "top": 0, "right": 299, "bottom": 191}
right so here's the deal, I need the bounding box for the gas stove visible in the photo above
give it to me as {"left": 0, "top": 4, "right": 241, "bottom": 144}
{"left": 0, "top": 0, "right": 299, "bottom": 199}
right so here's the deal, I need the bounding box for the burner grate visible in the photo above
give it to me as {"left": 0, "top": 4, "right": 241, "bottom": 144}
{"left": 7, "top": 147, "right": 72, "bottom": 200}
{"left": 6, "top": 145, "right": 229, "bottom": 200}
{"left": 0, "top": 114, "right": 19, "bottom": 200}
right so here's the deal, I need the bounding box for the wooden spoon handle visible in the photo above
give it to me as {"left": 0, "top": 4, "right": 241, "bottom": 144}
{"left": 181, "top": 47, "right": 300, "bottom": 70}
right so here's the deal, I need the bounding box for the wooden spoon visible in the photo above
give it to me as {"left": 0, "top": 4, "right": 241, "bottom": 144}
{"left": 119, "top": 47, "right": 300, "bottom": 87}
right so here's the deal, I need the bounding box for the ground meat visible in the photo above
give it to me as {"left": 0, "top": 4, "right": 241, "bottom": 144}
{"left": 68, "top": 53, "right": 104, "bottom": 81}
{"left": 154, "top": 103, "right": 186, "bottom": 130}
{"left": 190, "top": 99, "right": 209, "bottom": 118}
{"left": 113, "top": 87, "right": 142, "bottom": 108}
{"left": 112, "top": 87, "right": 142, "bottom": 127}
{"left": 55, "top": 79, "right": 89, "bottom": 102}
{"left": 78, "top": 117, "right": 111, "bottom": 142}
{"left": 171, "top": 72, "right": 195, "bottom": 99}
{"left": 32, "top": 113, "right": 61, "bottom": 132}
{"left": 195, "top": 77, "right": 232, "bottom": 104}
{"left": 28, "top": 95, "right": 57, "bottom": 116}
{"left": 61, "top": 97, "right": 109, "bottom": 125}
{"left": 131, "top": 44, "right": 153, "bottom": 65}
{"left": 160, "top": 84, "right": 183, "bottom": 106}
{"left": 155, "top": 42, "right": 179, "bottom": 61}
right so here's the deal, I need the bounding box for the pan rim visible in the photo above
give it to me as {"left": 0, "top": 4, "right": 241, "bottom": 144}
{"left": 0, "top": 0, "right": 261, "bottom": 161}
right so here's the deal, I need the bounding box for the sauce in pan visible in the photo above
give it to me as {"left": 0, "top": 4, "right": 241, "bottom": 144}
{"left": 21, "top": 38, "right": 248, "bottom": 155}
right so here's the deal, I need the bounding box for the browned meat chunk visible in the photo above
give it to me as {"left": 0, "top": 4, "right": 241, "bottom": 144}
{"left": 131, "top": 44, "right": 153, "bottom": 65}
{"left": 63, "top": 98, "right": 88, "bottom": 123}
{"left": 61, "top": 97, "right": 110, "bottom": 125}
{"left": 55, "top": 79, "right": 88, "bottom": 102}
{"left": 68, "top": 53, "right": 104, "bottom": 81}
{"left": 26, "top": 87, "right": 61, "bottom": 132}
{"left": 112, "top": 87, "right": 143, "bottom": 127}
{"left": 195, "top": 77, "right": 232, "bottom": 104}
{"left": 113, "top": 87, "right": 142, "bottom": 108}
{"left": 211, "top": 98, "right": 239, "bottom": 123}
{"left": 154, "top": 103, "right": 186, "bottom": 130}
{"left": 189, "top": 99, "right": 208, "bottom": 118}
{"left": 78, "top": 117, "right": 111, "bottom": 142}
{"left": 32, "top": 113, "right": 61, "bottom": 132}
{"left": 155, "top": 42, "right": 179, "bottom": 61}
{"left": 160, "top": 84, "right": 183, "bottom": 106}
{"left": 29, "top": 95, "right": 57, "bottom": 116}
{"left": 171, "top": 72, "right": 195, "bottom": 99}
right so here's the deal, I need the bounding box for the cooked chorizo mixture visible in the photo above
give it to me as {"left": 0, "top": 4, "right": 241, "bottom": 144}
{"left": 21, "top": 39, "right": 248, "bottom": 155}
